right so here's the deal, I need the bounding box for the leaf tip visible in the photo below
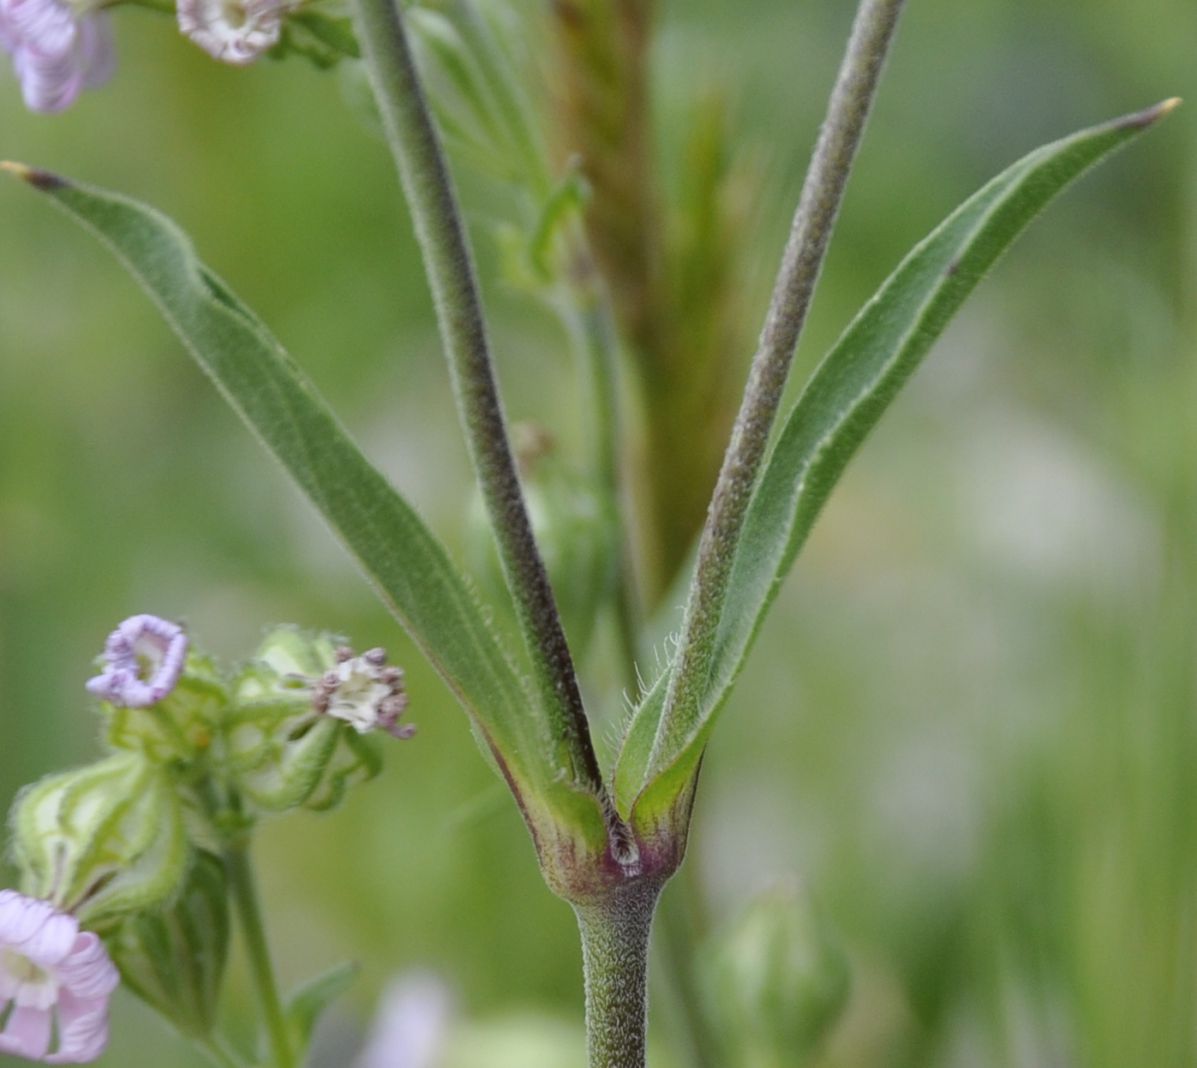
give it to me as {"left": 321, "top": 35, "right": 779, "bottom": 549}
{"left": 0, "top": 161, "right": 68, "bottom": 190}
{"left": 1119, "top": 97, "right": 1182, "bottom": 131}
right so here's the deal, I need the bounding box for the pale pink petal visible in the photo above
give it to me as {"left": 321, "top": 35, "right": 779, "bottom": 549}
{"left": 45, "top": 991, "right": 110, "bottom": 1064}
{"left": 0, "top": 1004, "right": 54, "bottom": 1060}
{"left": 12, "top": 973, "right": 58, "bottom": 1011}
{"left": 0, "top": 892, "right": 78, "bottom": 966}
{"left": 87, "top": 614, "right": 188, "bottom": 708}
{"left": 0, "top": 892, "right": 117, "bottom": 1063}
{"left": 0, "top": 890, "right": 57, "bottom": 941}
{"left": 17, "top": 913, "right": 79, "bottom": 969}
{"left": 54, "top": 934, "right": 119, "bottom": 1000}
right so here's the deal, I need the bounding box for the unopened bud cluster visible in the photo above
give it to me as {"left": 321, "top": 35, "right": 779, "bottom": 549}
{"left": 0, "top": 614, "right": 412, "bottom": 1063}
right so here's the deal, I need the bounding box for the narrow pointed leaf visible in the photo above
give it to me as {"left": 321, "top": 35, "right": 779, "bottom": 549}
{"left": 3, "top": 165, "right": 555, "bottom": 797}
{"left": 617, "top": 100, "right": 1179, "bottom": 818}
{"left": 286, "top": 961, "right": 360, "bottom": 1052}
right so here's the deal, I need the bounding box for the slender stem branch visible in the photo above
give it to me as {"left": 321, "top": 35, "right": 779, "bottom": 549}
{"left": 225, "top": 845, "right": 293, "bottom": 1068}
{"left": 559, "top": 234, "right": 641, "bottom": 689}
{"left": 651, "top": 0, "right": 907, "bottom": 770}
{"left": 350, "top": 0, "right": 604, "bottom": 795}
{"left": 575, "top": 880, "right": 663, "bottom": 1068}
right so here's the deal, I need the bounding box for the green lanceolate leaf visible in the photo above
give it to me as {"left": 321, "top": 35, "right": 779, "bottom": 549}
{"left": 1, "top": 165, "right": 560, "bottom": 807}
{"left": 286, "top": 961, "right": 360, "bottom": 1053}
{"left": 616, "top": 99, "right": 1180, "bottom": 820}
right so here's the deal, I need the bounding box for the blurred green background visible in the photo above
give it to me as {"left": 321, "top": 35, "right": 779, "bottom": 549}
{"left": 1, "top": 0, "right": 1195, "bottom": 1064}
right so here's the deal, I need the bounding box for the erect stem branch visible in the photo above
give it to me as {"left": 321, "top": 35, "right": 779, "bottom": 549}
{"left": 349, "top": 0, "right": 604, "bottom": 796}
{"left": 225, "top": 844, "right": 293, "bottom": 1068}
{"left": 558, "top": 234, "right": 641, "bottom": 688}
{"left": 575, "top": 880, "right": 664, "bottom": 1068}
{"left": 651, "top": 0, "right": 907, "bottom": 770}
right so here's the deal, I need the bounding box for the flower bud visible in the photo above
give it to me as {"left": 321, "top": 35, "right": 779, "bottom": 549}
{"left": 87, "top": 615, "right": 229, "bottom": 766}
{"left": 10, "top": 754, "right": 189, "bottom": 928}
{"left": 224, "top": 628, "right": 411, "bottom": 814}
{"left": 699, "top": 884, "right": 850, "bottom": 1068}
{"left": 107, "top": 850, "right": 229, "bottom": 1039}
{"left": 103, "top": 652, "right": 229, "bottom": 767}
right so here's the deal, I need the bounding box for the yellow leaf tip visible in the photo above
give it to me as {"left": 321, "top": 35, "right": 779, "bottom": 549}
{"left": 1118, "top": 98, "right": 1183, "bottom": 131}
{"left": 0, "top": 161, "right": 67, "bottom": 189}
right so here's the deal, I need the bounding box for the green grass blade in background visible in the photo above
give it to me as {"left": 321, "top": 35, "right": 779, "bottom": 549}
{"left": 2, "top": 165, "right": 554, "bottom": 797}
{"left": 618, "top": 100, "right": 1179, "bottom": 818}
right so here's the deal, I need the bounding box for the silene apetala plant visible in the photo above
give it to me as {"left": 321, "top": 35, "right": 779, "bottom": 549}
{"left": 0, "top": 0, "right": 1179, "bottom": 1063}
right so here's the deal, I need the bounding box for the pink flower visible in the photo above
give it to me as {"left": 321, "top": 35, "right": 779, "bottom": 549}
{"left": 85, "top": 614, "right": 189, "bottom": 709}
{"left": 0, "top": 891, "right": 119, "bottom": 1063}
{"left": 0, "top": 0, "right": 114, "bottom": 113}
{"left": 177, "top": 0, "right": 289, "bottom": 66}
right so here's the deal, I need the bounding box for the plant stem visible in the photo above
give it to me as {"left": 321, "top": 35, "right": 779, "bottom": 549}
{"left": 350, "top": 0, "right": 604, "bottom": 795}
{"left": 651, "top": 0, "right": 907, "bottom": 770}
{"left": 559, "top": 235, "right": 641, "bottom": 689}
{"left": 225, "top": 845, "right": 293, "bottom": 1068}
{"left": 575, "top": 880, "right": 663, "bottom": 1068}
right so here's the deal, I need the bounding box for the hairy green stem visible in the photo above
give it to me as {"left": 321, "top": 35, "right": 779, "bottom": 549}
{"left": 575, "top": 880, "right": 663, "bottom": 1068}
{"left": 651, "top": 0, "right": 907, "bottom": 769}
{"left": 225, "top": 845, "right": 293, "bottom": 1068}
{"left": 350, "top": 0, "right": 604, "bottom": 794}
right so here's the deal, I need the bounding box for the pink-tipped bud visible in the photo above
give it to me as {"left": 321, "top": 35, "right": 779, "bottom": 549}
{"left": 85, "top": 615, "right": 188, "bottom": 709}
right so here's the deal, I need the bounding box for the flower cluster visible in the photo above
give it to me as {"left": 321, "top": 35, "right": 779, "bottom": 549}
{"left": 1, "top": 614, "right": 412, "bottom": 1063}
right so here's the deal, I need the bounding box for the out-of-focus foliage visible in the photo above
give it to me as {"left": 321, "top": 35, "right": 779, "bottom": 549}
{"left": 1, "top": 0, "right": 1193, "bottom": 1065}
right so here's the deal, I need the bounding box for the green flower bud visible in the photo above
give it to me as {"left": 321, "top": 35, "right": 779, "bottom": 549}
{"left": 108, "top": 850, "right": 230, "bottom": 1038}
{"left": 102, "top": 649, "right": 229, "bottom": 766}
{"left": 467, "top": 427, "right": 615, "bottom": 655}
{"left": 10, "top": 753, "right": 189, "bottom": 928}
{"left": 700, "top": 885, "right": 850, "bottom": 1068}
{"left": 224, "top": 628, "right": 408, "bottom": 815}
